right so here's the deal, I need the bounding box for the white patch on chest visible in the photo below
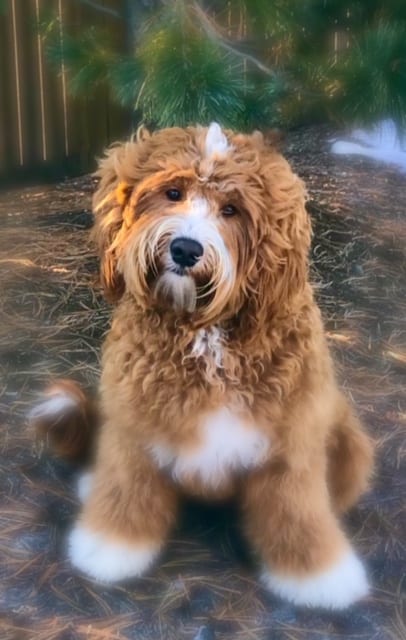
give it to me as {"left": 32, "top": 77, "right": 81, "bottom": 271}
{"left": 149, "top": 408, "right": 270, "bottom": 488}
{"left": 191, "top": 327, "right": 224, "bottom": 368}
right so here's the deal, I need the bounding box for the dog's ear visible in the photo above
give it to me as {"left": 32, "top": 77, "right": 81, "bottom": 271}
{"left": 246, "top": 136, "right": 312, "bottom": 324}
{"left": 92, "top": 129, "right": 151, "bottom": 302}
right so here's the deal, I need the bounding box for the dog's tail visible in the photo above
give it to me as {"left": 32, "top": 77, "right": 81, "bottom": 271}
{"left": 29, "top": 380, "right": 99, "bottom": 463}
{"left": 327, "top": 398, "right": 374, "bottom": 513}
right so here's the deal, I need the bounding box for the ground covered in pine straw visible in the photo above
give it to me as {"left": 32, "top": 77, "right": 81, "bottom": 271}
{"left": 1, "top": 126, "right": 405, "bottom": 640}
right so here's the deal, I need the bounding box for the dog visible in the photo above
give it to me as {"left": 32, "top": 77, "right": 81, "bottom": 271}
{"left": 31, "top": 123, "right": 374, "bottom": 609}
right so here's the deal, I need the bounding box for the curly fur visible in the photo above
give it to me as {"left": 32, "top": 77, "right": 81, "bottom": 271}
{"left": 32, "top": 123, "right": 374, "bottom": 608}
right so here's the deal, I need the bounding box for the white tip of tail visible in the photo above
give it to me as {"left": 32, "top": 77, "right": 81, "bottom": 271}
{"left": 28, "top": 392, "right": 78, "bottom": 421}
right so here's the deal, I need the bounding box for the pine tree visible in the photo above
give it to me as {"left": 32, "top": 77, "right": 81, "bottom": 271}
{"left": 39, "top": 0, "right": 406, "bottom": 131}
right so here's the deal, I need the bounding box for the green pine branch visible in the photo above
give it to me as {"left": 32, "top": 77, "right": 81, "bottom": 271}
{"left": 37, "top": 0, "right": 406, "bottom": 131}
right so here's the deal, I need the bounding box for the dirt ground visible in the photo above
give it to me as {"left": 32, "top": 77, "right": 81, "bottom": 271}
{"left": 0, "top": 127, "right": 405, "bottom": 640}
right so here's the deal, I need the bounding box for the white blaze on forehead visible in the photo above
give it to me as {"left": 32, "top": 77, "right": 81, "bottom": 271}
{"left": 172, "top": 196, "right": 233, "bottom": 280}
{"left": 166, "top": 196, "right": 211, "bottom": 252}
{"left": 176, "top": 196, "right": 215, "bottom": 244}
{"left": 190, "top": 196, "right": 210, "bottom": 219}
{"left": 204, "top": 122, "right": 230, "bottom": 159}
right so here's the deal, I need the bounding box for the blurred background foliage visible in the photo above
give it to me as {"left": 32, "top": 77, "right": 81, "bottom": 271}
{"left": 39, "top": 0, "right": 406, "bottom": 131}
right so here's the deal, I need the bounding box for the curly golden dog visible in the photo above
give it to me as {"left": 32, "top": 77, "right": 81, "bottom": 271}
{"left": 32, "top": 123, "right": 373, "bottom": 609}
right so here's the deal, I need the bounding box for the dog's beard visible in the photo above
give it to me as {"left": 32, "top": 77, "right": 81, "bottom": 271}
{"left": 120, "top": 214, "right": 236, "bottom": 319}
{"left": 154, "top": 272, "right": 197, "bottom": 312}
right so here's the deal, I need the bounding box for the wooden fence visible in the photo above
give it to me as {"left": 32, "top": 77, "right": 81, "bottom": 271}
{"left": 0, "top": 1, "right": 352, "bottom": 183}
{"left": 0, "top": 0, "right": 130, "bottom": 183}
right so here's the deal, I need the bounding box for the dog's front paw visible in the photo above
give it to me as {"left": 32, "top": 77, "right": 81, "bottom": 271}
{"left": 68, "top": 524, "right": 160, "bottom": 583}
{"left": 262, "top": 549, "right": 369, "bottom": 609}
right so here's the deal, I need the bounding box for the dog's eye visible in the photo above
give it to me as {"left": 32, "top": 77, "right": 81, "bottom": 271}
{"left": 222, "top": 204, "right": 238, "bottom": 217}
{"left": 166, "top": 188, "right": 182, "bottom": 202}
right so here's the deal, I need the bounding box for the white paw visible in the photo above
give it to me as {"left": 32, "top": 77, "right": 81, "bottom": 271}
{"left": 76, "top": 472, "right": 93, "bottom": 503}
{"left": 68, "top": 524, "right": 160, "bottom": 583}
{"left": 262, "top": 549, "right": 369, "bottom": 609}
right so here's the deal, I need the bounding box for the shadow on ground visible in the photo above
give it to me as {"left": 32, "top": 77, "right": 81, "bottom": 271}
{"left": 0, "top": 127, "right": 405, "bottom": 639}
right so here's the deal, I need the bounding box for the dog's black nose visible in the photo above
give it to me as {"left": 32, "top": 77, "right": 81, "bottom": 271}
{"left": 170, "top": 237, "right": 203, "bottom": 267}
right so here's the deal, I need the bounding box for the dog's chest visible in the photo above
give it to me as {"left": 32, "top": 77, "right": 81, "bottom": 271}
{"left": 149, "top": 407, "right": 270, "bottom": 489}
{"left": 149, "top": 327, "right": 270, "bottom": 489}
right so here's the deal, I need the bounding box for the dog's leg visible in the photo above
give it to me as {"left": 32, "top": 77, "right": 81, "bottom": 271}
{"left": 68, "top": 422, "right": 177, "bottom": 583}
{"left": 327, "top": 396, "right": 374, "bottom": 513}
{"left": 242, "top": 456, "right": 369, "bottom": 609}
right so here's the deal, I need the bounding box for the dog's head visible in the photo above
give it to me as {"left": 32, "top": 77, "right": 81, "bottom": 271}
{"left": 93, "top": 123, "right": 311, "bottom": 328}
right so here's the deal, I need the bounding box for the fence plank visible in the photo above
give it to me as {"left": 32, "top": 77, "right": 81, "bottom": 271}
{"left": 0, "top": 7, "right": 14, "bottom": 172}
{"left": 39, "top": 0, "right": 70, "bottom": 168}
{"left": 0, "top": 0, "right": 130, "bottom": 182}
{"left": 1, "top": 0, "right": 22, "bottom": 172}
{"left": 16, "top": 0, "right": 44, "bottom": 167}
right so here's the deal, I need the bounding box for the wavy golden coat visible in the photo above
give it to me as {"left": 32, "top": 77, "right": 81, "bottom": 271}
{"left": 33, "top": 124, "right": 373, "bottom": 609}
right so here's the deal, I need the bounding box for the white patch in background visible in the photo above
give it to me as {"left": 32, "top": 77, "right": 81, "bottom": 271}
{"left": 76, "top": 471, "right": 93, "bottom": 503}
{"left": 191, "top": 327, "right": 224, "bottom": 369}
{"left": 331, "top": 119, "right": 406, "bottom": 172}
{"left": 262, "top": 549, "right": 369, "bottom": 609}
{"left": 28, "top": 392, "right": 78, "bottom": 421}
{"left": 204, "top": 122, "right": 231, "bottom": 159}
{"left": 68, "top": 524, "right": 160, "bottom": 583}
{"left": 149, "top": 407, "right": 270, "bottom": 488}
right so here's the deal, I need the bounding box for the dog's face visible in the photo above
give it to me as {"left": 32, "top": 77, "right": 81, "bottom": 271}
{"left": 93, "top": 123, "right": 311, "bottom": 327}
